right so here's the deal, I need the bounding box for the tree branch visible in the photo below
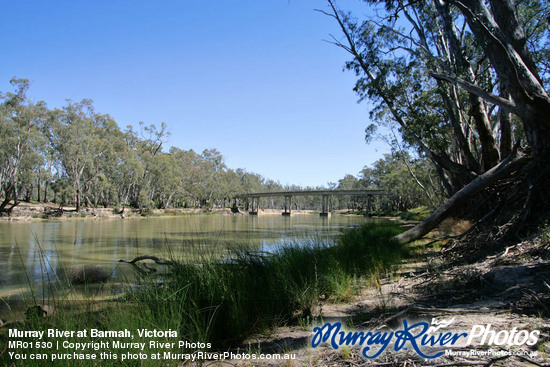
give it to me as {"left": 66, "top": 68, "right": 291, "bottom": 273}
{"left": 430, "top": 72, "right": 518, "bottom": 114}
{"left": 119, "top": 255, "right": 175, "bottom": 266}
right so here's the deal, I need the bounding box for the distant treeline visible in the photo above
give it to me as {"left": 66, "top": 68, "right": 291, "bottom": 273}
{"left": 1, "top": 78, "right": 437, "bottom": 214}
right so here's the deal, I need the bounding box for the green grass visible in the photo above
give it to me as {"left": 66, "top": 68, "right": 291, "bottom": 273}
{"left": 1, "top": 222, "right": 406, "bottom": 366}
{"left": 400, "top": 206, "right": 431, "bottom": 221}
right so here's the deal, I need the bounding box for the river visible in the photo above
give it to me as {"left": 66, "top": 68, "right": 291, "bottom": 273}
{"left": 0, "top": 213, "right": 371, "bottom": 302}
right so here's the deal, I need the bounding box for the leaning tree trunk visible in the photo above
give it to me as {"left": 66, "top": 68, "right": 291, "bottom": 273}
{"left": 395, "top": 152, "right": 529, "bottom": 243}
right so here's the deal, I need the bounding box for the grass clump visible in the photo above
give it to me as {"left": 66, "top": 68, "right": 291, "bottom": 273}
{"left": 400, "top": 206, "right": 431, "bottom": 221}
{"left": 136, "top": 222, "right": 406, "bottom": 347}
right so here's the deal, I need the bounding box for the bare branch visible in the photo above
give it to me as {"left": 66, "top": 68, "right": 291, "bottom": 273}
{"left": 119, "top": 255, "right": 175, "bottom": 266}
{"left": 430, "top": 72, "right": 518, "bottom": 114}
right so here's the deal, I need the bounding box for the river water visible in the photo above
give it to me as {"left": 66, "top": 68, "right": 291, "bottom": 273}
{"left": 0, "top": 213, "right": 371, "bottom": 301}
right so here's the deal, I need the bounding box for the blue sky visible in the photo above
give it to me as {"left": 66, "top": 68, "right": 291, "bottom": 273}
{"left": 0, "top": 0, "right": 388, "bottom": 187}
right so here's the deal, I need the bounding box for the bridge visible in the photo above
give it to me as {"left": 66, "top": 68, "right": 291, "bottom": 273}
{"left": 233, "top": 189, "right": 385, "bottom": 216}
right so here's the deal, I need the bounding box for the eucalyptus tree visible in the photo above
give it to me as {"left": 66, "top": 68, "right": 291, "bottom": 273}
{"left": 168, "top": 147, "right": 201, "bottom": 207}
{"left": 323, "top": 0, "right": 500, "bottom": 194}
{"left": 148, "top": 152, "right": 180, "bottom": 208}
{"left": 262, "top": 178, "right": 285, "bottom": 209}
{"left": 111, "top": 127, "right": 145, "bottom": 207}
{"left": 361, "top": 153, "right": 439, "bottom": 212}
{"left": 336, "top": 174, "right": 361, "bottom": 210}
{"left": 234, "top": 169, "right": 265, "bottom": 211}
{"left": 84, "top": 113, "right": 125, "bottom": 208}
{"left": 196, "top": 149, "right": 227, "bottom": 207}
{"left": 45, "top": 100, "right": 107, "bottom": 211}
{"left": 221, "top": 169, "right": 247, "bottom": 208}
{"left": 0, "top": 78, "right": 47, "bottom": 213}
{"left": 325, "top": 0, "right": 550, "bottom": 242}
{"left": 125, "top": 122, "right": 169, "bottom": 208}
{"left": 237, "top": 169, "right": 265, "bottom": 193}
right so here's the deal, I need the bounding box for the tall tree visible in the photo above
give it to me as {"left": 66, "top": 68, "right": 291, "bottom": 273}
{"left": 0, "top": 78, "right": 47, "bottom": 213}
{"left": 125, "top": 122, "right": 169, "bottom": 208}
{"left": 45, "top": 100, "right": 111, "bottom": 211}
{"left": 325, "top": 0, "right": 550, "bottom": 242}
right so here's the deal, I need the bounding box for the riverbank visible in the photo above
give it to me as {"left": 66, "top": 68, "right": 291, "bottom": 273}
{"left": 225, "top": 224, "right": 550, "bottom": 366}
{"left": 0, "top": 201, "right": 321, "bottom": 222}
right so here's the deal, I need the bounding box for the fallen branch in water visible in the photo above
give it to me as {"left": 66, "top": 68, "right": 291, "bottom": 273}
{"left": 119, "top": 255, "right": 175, "bottom": 266}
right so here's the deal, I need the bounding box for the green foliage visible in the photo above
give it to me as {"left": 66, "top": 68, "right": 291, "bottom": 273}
{"left": 330, "top": 0, "right": 550, "bottom": 202}
{"left": 0, "top": 77, "right": 442, "bottom": 215}
{"left": 334, "top": 153, "right": 443, "bottom": 213}
{"left": 0, "top": 78, "right": 47, "bottom": 211}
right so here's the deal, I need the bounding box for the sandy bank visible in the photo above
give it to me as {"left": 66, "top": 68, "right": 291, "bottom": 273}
{"left": 0, "top": 202, "right": 321, "bottom": 222}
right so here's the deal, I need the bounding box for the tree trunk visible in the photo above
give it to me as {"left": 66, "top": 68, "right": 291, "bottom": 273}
{"left": 37, "top": 177, "right": 41, "bottom": 202}
{"left": 43, "top": 180, "right": 49, "bottom": 203}
{"left": 498, "top": 86, "right": 513, "bottom": 159}
{"left": 441, "top": 89, "right": 481, "bottom": 173}
{"left": 164, "top": 193, "right": 173, "bottom": 209}
{"left": 326, "top": 0, "right": 478, "bottom": 195}
{"left": 85, "top": 195, "right": 93, "bottom": 209}
{"left": 395, "top": 152, "right": 529, "bottom": 243}
{"left": 24, "top": 188, "right": 31, "bottom": 202}
{"left": 434, "top": 0, "right": 499, "bottom": 172}
{"left": 75, "top": 188, "right": 81, "bottom": 212}
{"left": 449, "top": 0, "right": 550, "bottom": 164}
{"left": 469, "top": 94, "right": 500, "bottom": 170}
{"left": 0, "top": 194, "right": 11, "bottom": 212}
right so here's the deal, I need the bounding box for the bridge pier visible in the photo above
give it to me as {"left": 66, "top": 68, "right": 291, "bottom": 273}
{"left": 282, "top": 195, "right": 292, "bottom": 216}
{"left": 320, "top": 194, "right": 329, "bottom": 216}
{"left": 249, "top": 197, "right": 259, "bottom": 215}
{"left": 364, "top": 194, "right": 372, "bottom": 217}
{"left": 231, "top": 198, "right": 239, "bottom": 213}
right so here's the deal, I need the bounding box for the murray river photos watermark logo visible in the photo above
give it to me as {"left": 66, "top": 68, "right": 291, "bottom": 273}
{"left": 311, "top": 318, "right": 540, "bottom": 359}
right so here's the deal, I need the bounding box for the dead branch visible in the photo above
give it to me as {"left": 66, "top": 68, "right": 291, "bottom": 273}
{"left": 119, "top": 255, "right": 175, "bottom": 266}
{"left": 382, "top": 305, "right": 509, "bottom": 327}
{"left": 516, "top": 355, "right": 549, "bottom": 366}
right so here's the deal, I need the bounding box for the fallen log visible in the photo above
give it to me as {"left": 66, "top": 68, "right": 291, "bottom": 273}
{"left": 394, "top": 150, "right": 529, "bottom": 244}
